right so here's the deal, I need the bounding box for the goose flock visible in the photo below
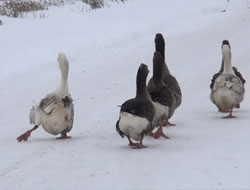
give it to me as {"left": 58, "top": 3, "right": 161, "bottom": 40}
{"left": 17, "top": 34, "right": 246, "bottom": 149}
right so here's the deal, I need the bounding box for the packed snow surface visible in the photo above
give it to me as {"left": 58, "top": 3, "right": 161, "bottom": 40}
{"left": 1, "top": 0, "right": 250, "bottom": 189}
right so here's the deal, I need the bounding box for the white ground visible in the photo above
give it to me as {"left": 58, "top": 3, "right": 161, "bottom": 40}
{"left": 1, "top": 0, "right": 250, "bottom": 189}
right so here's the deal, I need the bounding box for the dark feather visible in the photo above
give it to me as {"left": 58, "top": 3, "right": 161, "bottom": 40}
{"left": 62, "top": 96, "right": 73, "bottom": 107}
{"left": 210, "top": 66, "right": 246, "bottom": 89}
{"left": 120, "top": 98, "right": 155, "bottom": 122}
{"left": 149, "top": 86, "right": 174, "bottom": 108}
{"left": 39, "top": 96, "right": 56, "bottom": 109}
{"left": 116, "top": 119, "right": 124, "bottom": 138}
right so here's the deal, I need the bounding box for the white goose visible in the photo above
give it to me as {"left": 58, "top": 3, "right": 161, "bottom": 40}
{"left": 17, "top": 53, "right": 74, "bottom": 141}
{"left": 211, "top": 42, "right": 245, "bottom": 118}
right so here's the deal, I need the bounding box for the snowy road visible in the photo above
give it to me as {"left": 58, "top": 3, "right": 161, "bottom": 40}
{"left": 1, "top": 0, "right": 250, "bottom": 189}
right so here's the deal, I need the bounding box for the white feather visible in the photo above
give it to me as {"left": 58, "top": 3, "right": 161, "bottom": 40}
{"left": 40, "top": 101, "right": 73, "bottom": 135}
{"left": 222, "top": 45, "right": 234, "bottom": 75}
{"left": 119, "top": 112, "right": 149, "bottom": 141}
{"left": 152, "top": 101, "right": 169, "bottom": 126}
{"left": 212, "top": 74, "right": 244, "bottom": 110}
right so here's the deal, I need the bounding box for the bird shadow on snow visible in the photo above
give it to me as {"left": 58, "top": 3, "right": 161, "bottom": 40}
{"left": 203, "top": 106, "right": 249, "bottom": 119}
{"left": 113, "top": 144, "right": 160, "bottom": 151}
{"left": 26, "top": 135, "right": 83, "bottom": 143}
{"left": 113, "top": 137, "right": 175, "bottom": 151}
{"left": 210, "top": 109, "right": 249, "bottom": 121}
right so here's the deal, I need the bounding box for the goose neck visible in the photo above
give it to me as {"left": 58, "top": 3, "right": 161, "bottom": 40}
{"left": 222, "top": 46, "right": 234, "bottom": 75}
{"left": 136, "top": 69, "right": 148, "bottom": 98}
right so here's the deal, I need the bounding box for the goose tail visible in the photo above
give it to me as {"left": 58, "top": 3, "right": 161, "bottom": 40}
{"left": 29, "top": 101, "right": 40, "bottom": 125}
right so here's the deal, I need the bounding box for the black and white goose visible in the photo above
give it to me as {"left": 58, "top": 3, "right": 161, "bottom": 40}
{"left": 116, "top": 64, "right": 155, "bottom": 149}
{"left": 147, "top": 52, "right": 175, "bottom": 139}
{"left": 17, "top": 53, "right": 74, "bottom": 142}
{"left": 154, "top": 33, "right": 182, "bottom": 125}
{"left": 210, "top": 41, "right": 245, "bottom": 118}
{"left": 210, "top": 40, "right": 246, "bottom": 112}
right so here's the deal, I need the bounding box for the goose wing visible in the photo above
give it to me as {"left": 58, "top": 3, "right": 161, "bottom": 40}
{"left": 39, "top": 95, "right": 58, "bottom": 114}
{"left": 120, "top": 99, "right": 154, "bottom": 121}
{"left": 213, "top": 74, "right": 244, "bottom": 94}
{"left": 39, "top": 95, "right": 73, "bottom": 114}
{"left": 148, "top": 86, "right": 174, "bottom": 108}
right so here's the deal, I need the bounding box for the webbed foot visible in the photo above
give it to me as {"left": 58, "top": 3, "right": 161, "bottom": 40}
{"left": 17, "top": 125, "right": 39, "bottom": 142}
{"left": 150, "top": 127, "right": 170, "bottom": 139}
{"left": 162, "top": 120, "right": 176, "bottom": 126}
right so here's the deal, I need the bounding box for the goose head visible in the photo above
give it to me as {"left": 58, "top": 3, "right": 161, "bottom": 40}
{"left": 155, "top": 33, "right": 171, "bottom": 75}
{"left": 155, "top": 33, "right": 165, "bottom": 60}
{"left": 138, "top": 63, "right": 149, "bottom": 77}
{"left": 221, "top": 40, "right": 231, "bottom": 49}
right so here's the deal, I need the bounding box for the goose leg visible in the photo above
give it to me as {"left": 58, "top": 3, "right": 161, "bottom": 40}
{"left": 150, "top": 121, "right": 170, "bottom": 139}
{"left": 57, "top": 130, "right": 71, "bottom": 139}
{"left": 132, "top": 134, "right": 147, "bottom": 149}
{"left": 162, "top": 120, "right": 176, "bottom": 126}
{"left": 235, "top": 104, "right": 240, "bottom": 109}
{"left": 127, "top": 136, "right": 137, "bottom": 146}
{"left": 218, "top": 106, "right": 230, "bottom": 113}
{"left": 17, "top": 125, "right": 39, "bottom": 142}
{"left": 223, "top": 108, "right": 236, "bottom": 119}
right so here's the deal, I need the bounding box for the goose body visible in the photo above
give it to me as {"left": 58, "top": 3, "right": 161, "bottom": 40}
{"left": 211, "top": 42, "right": 245, "bottom": 118}
{"left": 30, "top": 94, "right": 74, "bottom": 136}
{"left": 118, "top": 103, "right": 154, "bottom": 141}
{"left": 212, "top": 74, "right": 244, "bottom": 110}
{"left": 118, "top": 112, "right": 149, "bottom": 141}
{"left": 147, "top": 84, "right": 175, "bottom": 127}
{"left": 147, "top": 52, "right": 175, "bottom": 138}
{"left": 210, "top": 64, "right": 245, "bottom": 90}
{"left": 17, "top": 53, "right": 74, "bottom": 142}
{"left": 116, "top": 64, "right": 155, "bottom": 148}
{"left": 155, "top": 33, "right": 182, "bottom": 109}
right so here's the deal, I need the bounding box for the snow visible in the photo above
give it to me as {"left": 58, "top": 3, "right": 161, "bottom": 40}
{"left": 1, "top": 0, "right": 250, "bottom": 189}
